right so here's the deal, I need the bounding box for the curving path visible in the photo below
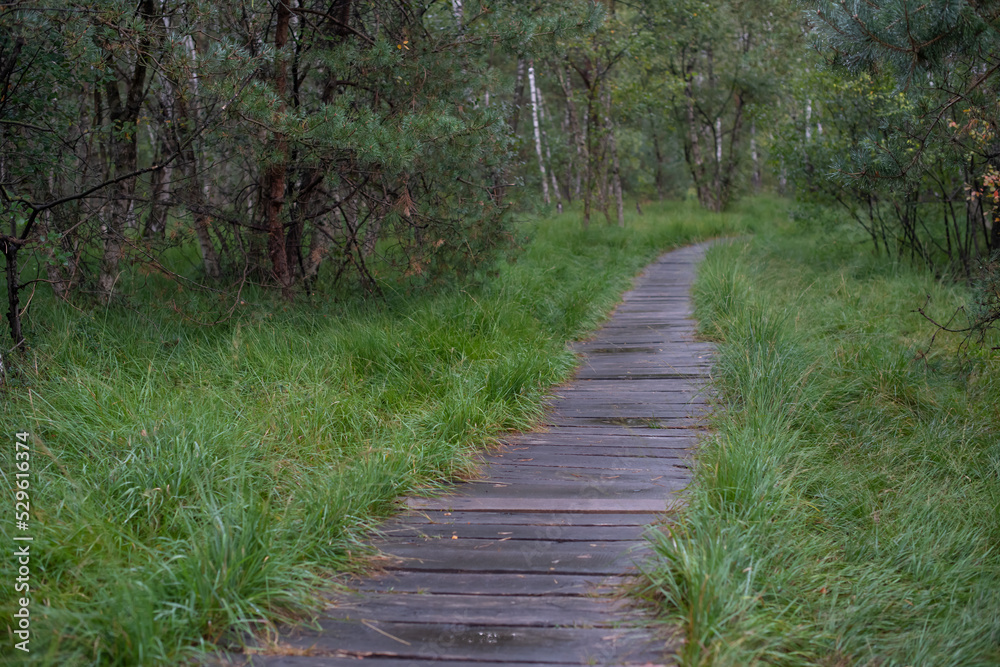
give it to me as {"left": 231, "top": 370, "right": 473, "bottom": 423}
{"left": 238, "top": 242, "right": 714, "bottom": 667}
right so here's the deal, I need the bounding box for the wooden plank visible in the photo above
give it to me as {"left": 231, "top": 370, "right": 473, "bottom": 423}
{"left": 375, "top": 541, "right": 653, "bottom": 575}
{"left": 488, "top": 446, "right": 692, "bottom": 460}
{"left": 540, "top": 417, "right": 700, "bottom": 429}
{"left": 441, "top": 480, "right": 686, "bottom": 500}
{"left": 574, "top": 361, "right": 712, "bottom": 370}
{"left": 545, "top": 408, "right": 700, "bottom": 419}
{"left": 325, "top": 593, "right": 632, "bottom": 626}
{"left": 544, "top": 394, "right": 705, "bottom": 403}
{"left": 459, "top": 466, "right": 688, "bottom": 481}
{"left": 375, "top": 522, "right": 645, "bottom": 542}
{"left": 397, "top": 511, "right": 663, "bottom": 527}
{"left": 552, "top": 387, "right": 708, "bottom": 397}
{"left": 349, "top": 571, "right": 626, "bottom": 596}
{"left": 479, "top": 464, "right": 689, "bottom": 480}
{"left": 546, "top": 398, "right": 706, "bottom": 407}
{"left": 483, "top": 450, "right": 691, "bottom": 466}
{"left": 570, "top": 370, "right": 710, "bottom": 378}
{"left": 479, "top": 470, "right": 688, "bottom": 487}
{"left": 508, "top": 431, "right": 698, "bottom": 445}
{"left": 405, "top": 497, "right": 670, "bottom": 513}
{"left": 243, "top": 621, "right": 663, "bottom": 664}
{"left": 479, "top": 464, "right": 690, "bottom": 479}
{"left": 497, "top": 444, "right": 694, "bottom": 457}
{"left": 511, "top": 426, "right": 698, "bottom": 442}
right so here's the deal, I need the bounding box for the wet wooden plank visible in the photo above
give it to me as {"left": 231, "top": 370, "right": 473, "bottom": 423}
{"left": 521, "top": 426, "right": 704, "bottom": 438}
{"left": 485, "top": 449, "right": 692, "bottom": 463}
{"left": 445, "top": 480, "right": 686, "bottom": 501}
{"left": 478, "top": 466, "right": 689, "bottom": 483}
{"left": 571, "top": 371, "right": 710, "bottom": 381}
{"left": 539, "top": 417, "right": 701, "bottom": 429}
{"left": 405, "top": 497, "right": 670, "bottom": 513}
{"left": 397, "top": 510, "right": 663, "bottom": 527}
{"left": 350, "top": 571, "right": 626, "bottom": 596}
{"left": 460, "top": 463, "right": 685, "bottom": 478}
{"left": 493, "top": 446, "right": 693, "bottom": 459}
{"left": 545, "top": 408, "right": 700, "bottom": 420}
{"left": 469, "top": 461, "right": 689, "bottom": 476}
{"left": 571, "top": 366, "right": 711, "bottom": 375}
{"left": 478, "top": 473, "right": 688, "bottom": 490}
{"left": 509, "top": 431, "right": 698, "bottom": 445}
{"left": 376, "top": 522, "right": 645, "bottom": 542}
{"left": 325, "top": 593, "right": 632, "bottom": 626}
{"left": 243, "top": 621, "right": 663, "bottom": 664}
{"left": 548, "top": 381, "right": 709, "bottom": 391}
{"left": 482, "top": 450, "right": 692, "bottom": 466}
{"left": 376, "top": 541, "right": 652, "bottom": 574}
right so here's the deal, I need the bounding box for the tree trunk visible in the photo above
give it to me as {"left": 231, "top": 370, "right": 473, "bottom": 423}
{"left": 750, "top": 121, "right": 761, "bottom": 192}
{"left": 593, "top": 87, "right": 611, "bottom": 225}
{"left": 177, "top": 33, "right": 220, "bottom": 277}
{"left": 684, "top": 80, "right": 709, "bottom": 209}
{"left": 145, "top": 160, "right": 170, "bottom": 238}
{"left": 96, "top": 0, "right": 155, "bottom": 303}
{"left": 173, "top": 88, "right": 220, "bottom": 278}
{"left": 264, "top": 0, "right": 294, "bottom": 299}
{"left": 719, "top": 93, "right": 746, "bottom": 211}
{"left": 805, "top": 98, "right": 812, "bottom": 142}
{"left": 603, "top": 90, "right": 624, "bottom": 227}
{"left": 509, "top": 59, "right": 526, "bottom": 135}
{"left": 557, "top": 63, "right": 584, "bottom": 201}
{"left": 145, "top": 97, "right": 171, "bottom": 239}
{"left": 536, "top": 78, "right": 562, "bottom": 211}
{"left": 712, "top": 117, "right": 722, "bottom": 209}
{"left": 653, "top": 131, "right": 665, "bottom": 201}
{"left": 3, "top": 239, "right": 22, "bottom": 350}
{"left": 304, "top": 188, "right": 352, "bottom": 286}
{"left": 583, "top": 85, "right": 596, "bottom": 228}
{"left": 528, "top": 61, "right": 550, "bottom": 205}
{"left": 2, "top": 156, "right": 25, "bottom": 353}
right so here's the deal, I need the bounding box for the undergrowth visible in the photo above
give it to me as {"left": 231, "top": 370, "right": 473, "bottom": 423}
{"left": 0, "top": 200, "right": 746, "bottom": 665}
{"left": 643, "top": 210, "right": 1000, "bottom": 665}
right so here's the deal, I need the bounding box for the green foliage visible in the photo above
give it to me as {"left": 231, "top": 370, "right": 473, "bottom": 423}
{"left": 633, "top": 0, "right": 803, "bottom": 210}
{"left": 0, "top": 202, "right": 744, "bottom": 665}
{"left": 784, "top": 0, "right": 1000, "bottom": 326}
{"left": 0, "top": 0, "right": 604, "bottom": 324}
{"left": 643, "top": 203, "right": 1000, "bottom": 665}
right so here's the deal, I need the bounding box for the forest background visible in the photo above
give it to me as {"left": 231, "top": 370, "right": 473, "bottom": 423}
{"left": 2, "top": 0, "right": 1000, "bottom": 664}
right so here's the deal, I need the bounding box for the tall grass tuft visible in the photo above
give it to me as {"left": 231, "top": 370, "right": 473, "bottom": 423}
{"left": 0, "top": 200, "right": 746, "bottom": 665}
{"left": 643, "top": 210, "right": 1000, "bottom": 665}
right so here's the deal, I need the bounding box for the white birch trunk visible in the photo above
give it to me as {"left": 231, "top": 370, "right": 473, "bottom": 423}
{"left": 528, "top": 62, "right": 550, "bottom": 205}
{"left": 805, "top": 98, "right": 812, "bottom": 142}
{"left": 715, "top": 117, "right": 723, "bottom": 165}
{"left": 536, "top": 82, "right": 562, "bottom": 211}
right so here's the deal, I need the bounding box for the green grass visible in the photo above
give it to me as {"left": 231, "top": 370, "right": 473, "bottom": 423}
{"left": 642, "top": 207, "right": 1000, "bottom": 665}
{"left": 0, "top": 200, "right": 746, "bottom": 666}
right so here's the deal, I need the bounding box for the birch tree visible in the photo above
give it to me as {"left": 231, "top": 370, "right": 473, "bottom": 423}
{"left": 528, "top": 61, "right": 551, "bottom": 205}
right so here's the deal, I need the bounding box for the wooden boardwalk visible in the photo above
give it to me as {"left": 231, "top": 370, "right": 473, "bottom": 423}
{"left": 239, "top": 243, "right": 714, "bottom": 667}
